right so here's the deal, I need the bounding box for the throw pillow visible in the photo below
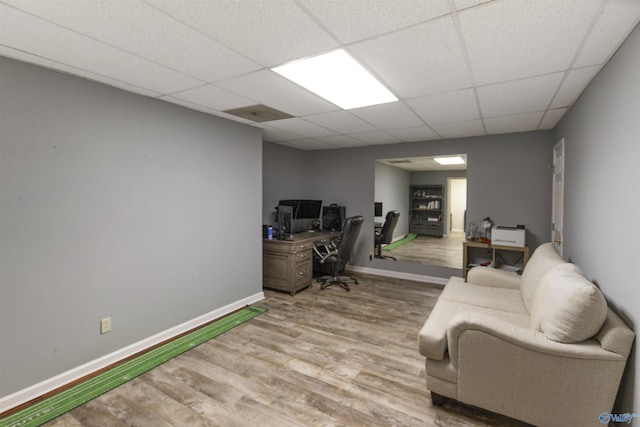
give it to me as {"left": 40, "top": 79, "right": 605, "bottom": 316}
{"left": 531, "top": 263, "right": 607, "bottom": 343}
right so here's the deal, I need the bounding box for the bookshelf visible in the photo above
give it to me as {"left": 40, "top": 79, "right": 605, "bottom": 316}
{"left": 410, "top": 185, "right": 444, "bottom": 237}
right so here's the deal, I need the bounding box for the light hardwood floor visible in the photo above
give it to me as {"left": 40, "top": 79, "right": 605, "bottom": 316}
{"left": 388, "top": 232, "right": 466, "bottom": 269}
{"left": 45, "top": 275, "right": 528, "bottom": 426}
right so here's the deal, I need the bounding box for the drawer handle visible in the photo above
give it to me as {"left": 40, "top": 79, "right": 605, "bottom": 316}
{"left": 298, "top": 271, "right": 305, "bottom": 275}
{"left": 300, "top": 253, "right": 306, "bottom": 258}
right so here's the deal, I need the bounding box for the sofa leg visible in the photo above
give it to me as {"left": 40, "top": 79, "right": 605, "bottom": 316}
{"left": 431, "top": 392, "right": 445, "bottom": 406}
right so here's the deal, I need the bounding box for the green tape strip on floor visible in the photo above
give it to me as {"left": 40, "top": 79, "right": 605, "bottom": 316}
{"left": 382, "top": 233, "right": 417, "bottom": 251}
{"left": 0, "top": 305, "right": 267, "bottom": 427}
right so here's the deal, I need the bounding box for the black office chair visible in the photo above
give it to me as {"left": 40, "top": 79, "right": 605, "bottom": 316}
{"left": 375, "top": 210, "right": 400, "bottom": 260}
{"left": 313, "top": 215, "right": 364, "bottom": 291}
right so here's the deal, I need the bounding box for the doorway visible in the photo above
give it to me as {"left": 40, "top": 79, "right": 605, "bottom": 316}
{"left": 448, "top": 177, "right": 467, "bottom": 234}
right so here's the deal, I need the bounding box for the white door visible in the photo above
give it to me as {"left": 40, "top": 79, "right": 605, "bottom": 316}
{"left": 552, "top": 139, "right": 565, "bottom": 256}
{"left": 448, "top": 178, "right": 467, "bottom": 233}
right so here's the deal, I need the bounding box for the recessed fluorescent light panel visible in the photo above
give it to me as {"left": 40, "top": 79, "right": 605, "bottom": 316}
{"left": 272, "top": 49, "right": 398, "bottom": 110}
{"left": 434, "top": 156, "right": 466, "bottom": 165}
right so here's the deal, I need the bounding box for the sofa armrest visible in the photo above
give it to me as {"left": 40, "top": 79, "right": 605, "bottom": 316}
{"left": 447, "top": 311, "right": 624, "bottom": 369}
{"left": 444, "top": 311, "right": 629, "bottom": 427}
{"left": 466, "top": 267, "right": 521, "bottom": 289}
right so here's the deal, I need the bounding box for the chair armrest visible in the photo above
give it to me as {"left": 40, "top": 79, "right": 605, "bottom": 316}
{"left": 447, "top": 311, "right": 624, "bottom": 369}
{"left": 466, "top": 267, "right": 521, "bottom": 289}
{"left": 313, "top": 242, "right": 337, "bottom": 264}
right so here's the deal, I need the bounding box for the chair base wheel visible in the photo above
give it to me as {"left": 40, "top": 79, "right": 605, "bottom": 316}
{"left": 317, "top": 275, "right": 358, "bottom": 292}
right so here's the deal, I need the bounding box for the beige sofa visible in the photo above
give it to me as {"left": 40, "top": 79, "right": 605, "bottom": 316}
{"left": 418, "top": 243, "right": 634, "bottom": 427}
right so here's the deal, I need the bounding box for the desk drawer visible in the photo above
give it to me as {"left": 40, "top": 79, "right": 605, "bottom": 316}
{"left": 263, "top": 240, "right": 313, "bottom": 254}
{"left": 295, "top": 261, "right": 312, "bottom": 286}
{"left": 296, "top": 250, "right": 312, "bottom": 262}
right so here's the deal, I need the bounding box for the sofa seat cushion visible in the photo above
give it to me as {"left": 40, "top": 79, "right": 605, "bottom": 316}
{"left": 418, "top": 298, "right": 530, "bottom": 360}
{"left": 440, "top": 277, "right": 528, "bottom": 315}
{"left": 530, "top": 263, "right": 608, "bottom": 343}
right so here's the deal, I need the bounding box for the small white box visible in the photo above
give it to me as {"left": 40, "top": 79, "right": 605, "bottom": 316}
{"left": 491, "top": 226, "right": 525, "bottom": 247}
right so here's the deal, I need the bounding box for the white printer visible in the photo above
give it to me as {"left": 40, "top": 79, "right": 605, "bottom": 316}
{"left": 491, "top": 225, "right": 525, "bottom": 247}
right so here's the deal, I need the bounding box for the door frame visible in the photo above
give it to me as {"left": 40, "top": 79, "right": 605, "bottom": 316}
{"left": 552, "top": 138, "right": 565, "bottom": 256}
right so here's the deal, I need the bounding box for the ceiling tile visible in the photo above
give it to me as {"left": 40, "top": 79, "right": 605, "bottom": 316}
{"left": 484, "top": 112, "right": 544, "bottom": 134}
{"left": 259, "top": 125, "right": 304, "bottom": 142}
{"left": 2, "top": 0, "right": 261, "bottom": 82}
{"left": 0, "top": 4, "right": 202, "bottom": 94}
{"left": 406, "top": 88, "right": 480, "bottom": 124}
{"left": 159, "top": 97, "right": 255, "bottom": 123}
{"left": 459, "top": 0, "right": 603, "bottom": 85}
{"left": 574, "top": 0, "right": 640, "bottom": 67}
{"left": 298, "top": 0, "right": 450, "bottom": 44}
{"left": 386, "top": 126, "right": 441, "bottom": 142}
{"left": 260, "top": 118, "right": 337, "bottom": 138}
{"left": 0, "top": 45, "right": 163, "bottom": 98}
{"left": 316, "top": 135, "right": 371, "bottom": 148}
{"left": 147, "top": 0, "right": 338, "bottom": 67}
{"left": 551, "top": 66, "right": 600, "bottom": 108}
{"left": 349, "top": 131, "right": 402, "bottom": 145}
{"left": 1, "top": 0, "right": 635, "bottom": 151}
{"left": 349, "top": 102, "right": 425, "bottom": 130}
{"left": 539, "top": 108, "right": 568, "bottom": 130}
{"left": 216, "top": 70, "right": 339, "bottom": 117}
{"left": 166, "top": 84, "right": 255, "bottom": 111}
{"left": 349, "top": 16, "right": 473, "bottom": 99}
{"left": 277, "top": 139, "right": 336, "bottom": 150}
{"left": 430, "top": 120, "right": 486, "bottom": 139}
{"left": 454, "top": 0, "right": 493, "bottom": 11}
{"left": 477, "top": 73, "right": 564, "bottom": 118}
{"left": 303, "top": 111, "right": 377, "bottom": 134}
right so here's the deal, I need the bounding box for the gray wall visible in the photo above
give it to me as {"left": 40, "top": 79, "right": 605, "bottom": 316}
{"left": 264, "top": 131, "right": 555, "bottom": 277}
{"left": 262, "top": 141, "right": 312, "bottom": 225}
{"left": 410, "top": 170, "right": 468, "bottom": 185}
{"left": 374, "top": 162, "right": 410, "bottom": 238}
{"left": 555, "top": 23, "right": 640, "bottom": 415}
{"left": 0, "top": 57, "right": 263, "bottom": 396}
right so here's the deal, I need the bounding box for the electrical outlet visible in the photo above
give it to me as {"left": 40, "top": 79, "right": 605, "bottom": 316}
{"left": 100, "top": 317, "right": 111, "bottom": 334}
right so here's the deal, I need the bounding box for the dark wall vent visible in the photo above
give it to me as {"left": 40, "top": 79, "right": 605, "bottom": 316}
{"left": 223, "top": 104, "right": 293, "bottom": 122}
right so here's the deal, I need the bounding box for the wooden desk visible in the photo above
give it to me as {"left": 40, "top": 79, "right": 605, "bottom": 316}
{"left": 263, "top": 231, "right": 338, "bottom": 295}
{"left": 463, "top": 240, "right": 530, "bottom": 280}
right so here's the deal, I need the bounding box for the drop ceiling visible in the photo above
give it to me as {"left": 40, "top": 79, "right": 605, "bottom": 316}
{"left": 379, "top": 155, "right": 468, "bottom": 171}
{"left": 1, "top": 0, "right": 639, "bottom": 150}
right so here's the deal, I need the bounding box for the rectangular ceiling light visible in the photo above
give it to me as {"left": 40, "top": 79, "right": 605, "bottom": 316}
{"left": 434, "top": 156, "right": 466, "bottom": 165}
{"left": 272, "top": 49, "right": 398, "bottom": 110}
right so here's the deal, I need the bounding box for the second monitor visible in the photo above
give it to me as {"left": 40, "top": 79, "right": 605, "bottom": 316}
{"left": 277, "top": 199, "right": 322, "bottom": 233}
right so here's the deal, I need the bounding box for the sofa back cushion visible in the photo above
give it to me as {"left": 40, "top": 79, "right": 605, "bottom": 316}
{"left": 530, "top": 263, "right": 608, "bottom": 343}
{"left": 520, "top": 243, "right": 566, "bottom": 312}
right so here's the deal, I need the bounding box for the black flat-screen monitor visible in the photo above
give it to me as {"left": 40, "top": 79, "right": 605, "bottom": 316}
{"left": 278, "top": 200, "right": 322, "bottom": 233}
{"left": 278, "top": 199, "right": 322, "bottom": 219}
{"left": 374, "top": 202, "right": 383, "bottom": 217}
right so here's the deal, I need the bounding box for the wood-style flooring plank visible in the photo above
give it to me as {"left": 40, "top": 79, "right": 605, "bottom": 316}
{"left": 43, "top": 273, "right": 528, "bottom": 427}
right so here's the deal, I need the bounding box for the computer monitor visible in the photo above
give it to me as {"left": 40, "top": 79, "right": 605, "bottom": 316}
{"left": 278, "top": 199, "right": 322, "bottom": 232}
{"left": 277, "top": 205, "right": 293, "bottom": 240}
{"left": 374, "top": 202, "right": 383, "bottom": 217}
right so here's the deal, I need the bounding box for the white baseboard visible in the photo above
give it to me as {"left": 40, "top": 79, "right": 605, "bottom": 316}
{"left": 0, "top": 291, "right": 265, "bottom": 413}
{"left": 347, "top": 265, "right": 448, "bottom": 285}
